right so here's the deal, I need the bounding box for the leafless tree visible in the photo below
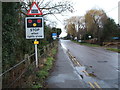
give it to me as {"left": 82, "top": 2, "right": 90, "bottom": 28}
{"left": 20, "top": 0, "right": 74, "bottom": 16}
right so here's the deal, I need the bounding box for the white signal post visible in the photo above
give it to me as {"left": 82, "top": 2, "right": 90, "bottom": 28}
{"left": 25, "top": 2, "right": 44, "bottom": 68}
{"left": 35, "top": 39, "right": 38, "bottom": 68}
{"left": 34, "top": 15, "right": 38, "bottom": 68}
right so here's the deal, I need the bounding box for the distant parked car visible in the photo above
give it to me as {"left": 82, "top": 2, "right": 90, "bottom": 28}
{"left": 78, "top": 40, "right": 82, "bottom": 42}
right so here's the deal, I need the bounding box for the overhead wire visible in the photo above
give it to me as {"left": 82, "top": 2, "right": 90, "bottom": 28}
{"left": 105, "top": 5, "right": 118, "bottom": 14}
{"left": 52, "top": 14, "right": 63, "bottom": 24}
{"left": 51, "top": 4, "right": 119, "bottom": 24}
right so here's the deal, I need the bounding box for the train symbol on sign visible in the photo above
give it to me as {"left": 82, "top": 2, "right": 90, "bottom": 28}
{"left": 31, "top": 9, "right": 38, "bottom": 13}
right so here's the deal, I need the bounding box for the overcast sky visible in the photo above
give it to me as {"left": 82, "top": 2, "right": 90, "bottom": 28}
{"left": 46, "top": 0, "right": 119, "bottom": 37}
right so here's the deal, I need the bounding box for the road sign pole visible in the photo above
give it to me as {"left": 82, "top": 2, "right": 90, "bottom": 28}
{"left": 34, "top": 15, "right": 38, "bottom": 68}
{"left": 35, "top": 39, "right": 38, "bottom": 68}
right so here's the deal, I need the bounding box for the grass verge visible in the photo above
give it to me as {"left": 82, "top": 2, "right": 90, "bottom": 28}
{"left": 32, "top": 48, "right": 57, "bottom": 88}
{"left": 106, "top": 48, "right": 120, "bottom": 53}
{"left": 72, "top": 40, "right": 120, "bottom": 53}
{"left": 72, "top": 40, "right": 100, "bottom": 47}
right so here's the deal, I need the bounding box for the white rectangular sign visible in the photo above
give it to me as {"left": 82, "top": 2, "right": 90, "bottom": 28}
{"left": 25, "top": 17, "right": 44, "bottom": 39}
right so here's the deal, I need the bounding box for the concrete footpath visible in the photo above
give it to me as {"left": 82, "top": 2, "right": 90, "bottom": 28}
{"left": 46, "top": 42, "right": 88, "bottom": 88}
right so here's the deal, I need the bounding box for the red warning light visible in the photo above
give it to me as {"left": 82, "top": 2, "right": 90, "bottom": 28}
{"left": 37, "top": 19, "right": 41, "bottom": 23}
{"left": 28, "top": 19, "right": 32, "bottom": 23}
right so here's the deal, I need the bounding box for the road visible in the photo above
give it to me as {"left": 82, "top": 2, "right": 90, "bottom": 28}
{"left": 47, "top": 39, "right": 119, "bottom": 89}
{"left": 60, "top": 40, "right": 119, "bottom": 88}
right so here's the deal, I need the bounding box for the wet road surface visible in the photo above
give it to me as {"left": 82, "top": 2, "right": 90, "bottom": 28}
{"left": 60, "top": 40, "right": 119, "bottom": 88}
{"left": 46, "top": 40, "right": 119, "bottom": 89}
{"left": 46, "top": 43, "right": 89, "bottom": 88}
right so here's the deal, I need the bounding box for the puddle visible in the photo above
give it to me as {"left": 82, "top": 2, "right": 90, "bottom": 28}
{"left": 97, "top": 61, "right": 108, "bottom": 63}
{"left": 75, "top": 66, "right": 85, "bottom": 76}
{"left": 116, "top": 69, "right": 120, "bottom": 72}
{"left": 74, "top": 66, "right": 114, "bottom": 88}
{"left": 61, "top": 43, "right": 67, "bottom": 50}
{"left": 88, "top": 73, "right": 96, "bottom": 77}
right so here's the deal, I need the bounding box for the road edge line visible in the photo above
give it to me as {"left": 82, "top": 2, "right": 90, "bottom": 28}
{"left": 94, "top": 82, "right": 102, "bottom": 89}
{"left": 88, "top": 82, "right": 95, "bottom": 89}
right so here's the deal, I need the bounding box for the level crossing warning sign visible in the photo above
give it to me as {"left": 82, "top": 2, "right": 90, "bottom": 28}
{"left": 25, "top": 17, "right": 44, "bottom": 39}
{"left": 27, "top": 2, "right": 43, "bottom": 15}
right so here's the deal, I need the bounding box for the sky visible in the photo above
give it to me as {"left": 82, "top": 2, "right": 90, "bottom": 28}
{"left": 46, "top": 0, "right": 120, "bottom": 37}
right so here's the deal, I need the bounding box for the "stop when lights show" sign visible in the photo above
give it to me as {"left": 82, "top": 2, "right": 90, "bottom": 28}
{"left": 25, "top": 17, "right": 44, "bottom": 39}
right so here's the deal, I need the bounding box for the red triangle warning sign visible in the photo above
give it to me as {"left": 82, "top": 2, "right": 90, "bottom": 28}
{"left": 27, "top": 2, "right": 43, "bottom": 15}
